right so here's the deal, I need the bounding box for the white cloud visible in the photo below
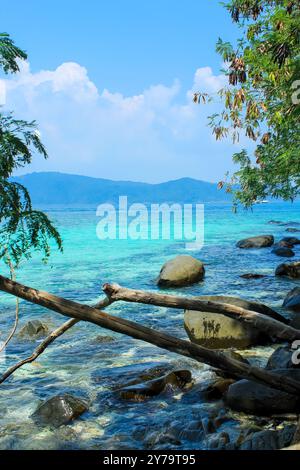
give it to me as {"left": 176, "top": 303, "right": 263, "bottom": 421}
{"left": 3, "top": 60, "right": 237, "bottom": 182}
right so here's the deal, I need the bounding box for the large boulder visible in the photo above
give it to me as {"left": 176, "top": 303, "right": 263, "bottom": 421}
{"left": 266, "top": 345, "right": 300, "bottom": 370}
{"left": 225, "top": 369, "right": 300, "bottom": 415}
{"left": 283, "top": 288, "right": 300, "bottom": 312}
{"left": 184, "top": 295, "right": 287, "bottom": 349}
{"left": 236, "top": 235, "right": 274, "bottom": 249}
{"left": 275, "top": 261, "right": 300, "bottom": 279}
{"left": 32, "top": 394, "right": 88, "bottom": 427}
{"left": 157, "top": 255, "right": 205, "bottom": 288}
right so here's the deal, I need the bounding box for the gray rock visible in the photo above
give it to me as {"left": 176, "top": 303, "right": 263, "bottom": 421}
{"left": 32, "top": 394, "right": 88, "bottom": 427}
{"left": 275, "top": 261, "right": 300, "bottom": 279}
{"left": 19, "top": 320, "right": 49, "bottom": 339}
{"left": 225, "top": 369, "right": 300, "bottom": 415}
{"left": 266, "top": 345, "right": 300, "bottom": 370}
{"left": 157, "top": 255, "right": 205, "bottom": 287}
{"left": 236, "top": 235, "right": 274, "bottom": 249}
{"left": 283, "top": 287, "right": 300, "bottom": 312}
{"left": 239, "top": 426, "right": 296, "bottom": 450}
{"left": 184, "top": 295, "right": 287, "bottom": 349}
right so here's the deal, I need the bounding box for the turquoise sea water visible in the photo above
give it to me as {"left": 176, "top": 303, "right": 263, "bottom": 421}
{"left": 0, "top": 201, "right": 300, "bottom": 449}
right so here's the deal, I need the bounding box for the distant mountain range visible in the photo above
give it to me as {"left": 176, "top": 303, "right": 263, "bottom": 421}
{"left": 12, "top": 172, "right": 232, "bottom": 204}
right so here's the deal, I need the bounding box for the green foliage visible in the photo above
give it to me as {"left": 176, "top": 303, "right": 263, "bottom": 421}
{"left": 195, "top": 0, "right": 300, "bottom": 207}
{"left": 0, "top": 33, "right": 62, "bottom": 265}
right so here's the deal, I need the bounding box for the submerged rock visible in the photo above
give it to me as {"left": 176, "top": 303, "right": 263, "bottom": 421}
{"left": 240, "top": 273, "right": 266, "bottom": 279}
{"left": 32, "top": 394, "right": 88, "bottom": 427}
{"left": 157, "top": 255, "right": 205, "bottom": 287}
{"left": 118, "top": 370, "right": 192, "bottom": 400}
{"left": 19, "top": 320, "right": 49, "bottom": 339}
{"left": 286, "top": 228, "right": 300, "bottom": 233}
{"left": 283, "top": 287, "right": 300, "bottom": 312}
{"left": 236, "top": 235, "right": 274, "bottom": 249}
{"left": 184, "top": 295, "right": 286, "bottom": 349}
{"left": 271, "top": 245, "right": 295, "bottom": 257}
{"left": 280, "top": 237, "right": 300, "bottom": 246}
{"left": 275, "top": 261, "right": 300, "bottom": 279}
{"left": 225, "top": 369, "right": 300, "bottom": 415}
{"left": 266, "top": 345, "right": 300, "bottom": 370}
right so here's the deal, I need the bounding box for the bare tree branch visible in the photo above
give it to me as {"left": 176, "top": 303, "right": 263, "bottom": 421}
{"left": 102, "top": 283, "right": 299, "bottom": 342}
{"left": 1, "top": 274, "right": 300, "bottom": 395}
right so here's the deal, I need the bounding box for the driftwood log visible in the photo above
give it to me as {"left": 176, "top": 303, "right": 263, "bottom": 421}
{"left": 1, "top": 274, "right": 300, "bottom": 395}
{"left": 102, "top": 283, "right": 300, "bottom": 342}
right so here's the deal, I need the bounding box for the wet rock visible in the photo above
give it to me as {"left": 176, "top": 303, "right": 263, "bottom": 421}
{"left": 275, "top": 261, "right": 300, "bottom": 279}
{"left": 144, "top": 430, "right": 181, "bottom": 448}
{"left": 239, "top": 425, "right": 296, "bottom": 450}
{"left": 271, "top": 245, "right": 295, "bottom": 257}
{"left": 280, "top": 237, "right": 300, "bottom": 246}
{"left": 225, "top": 369, "right": 300, "bottom": 415}
{"left": 184, "top": 295, "right": 286, "bottom": 349}
{"left": 236, "top": 235, "right": 274, "bottom": 249}
{"left": 157, "top": 255, "right": 205, "bottom": 288}
{"left": 31, "top": 394, "right": 88, "bottom": 427}
{"left": 19, "top": 320, "right": 49, "bottom": 339}
{"left": 118, "top": 370, "right": 192, "bottom": 400}
{"left": 201, "top": 378, "right": 236, "bottom": 400}
{"left": 283, "top": 287, "right": 300, "bottom": 312}
{"left": 240, "top": 273, "right": 266, "bottom": 279}
{"left": 268, "top": 220, "right": 283, "bottom": 225}
{"left": 266, "top": 345, "right": 300, "bottom": 370}
{"left": 201, "top": 417, "right": 216, "bottom": 435}
{"left": 286, "top": 228, "right": 300, "bottom": 233}
{"left": 208, "top": 432, "right": 230, "bottom": 450}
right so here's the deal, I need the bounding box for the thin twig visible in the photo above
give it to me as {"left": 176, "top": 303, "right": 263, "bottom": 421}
{"left": 0, "top": 251, "right": 19, "bottom": 353}
{"left": 0, "top": 296, "right": 111, "bottom": 384}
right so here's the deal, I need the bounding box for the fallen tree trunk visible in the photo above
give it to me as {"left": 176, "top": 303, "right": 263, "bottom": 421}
{"left": 102, "top": 283, "right": 300, "bottom": 343}
{"left": 1, "top": 274, "right": 300, "bottom": 395}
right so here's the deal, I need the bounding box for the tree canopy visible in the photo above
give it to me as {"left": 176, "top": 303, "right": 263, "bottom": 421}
{"left": 0, "top": 33, "right": 62, "bottom": 265}
{"left": 195, "top": 0, "right": 300, "bottom": 207}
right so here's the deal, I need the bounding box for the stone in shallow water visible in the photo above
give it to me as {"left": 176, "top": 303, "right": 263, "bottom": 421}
{"left": 225, "top": 369, "right": 300, "bottom": 415}
{"left": 239, "top": 426, "right": 296, "bottom": 450}
{"left": 184, "top": 295, "right": 286, "bottom": 349}
{"left": 283, "top": 287, "right": 300, "bottom": 312}
{"left": 271, "top": 245, "right": 295, "bottom": 257}
{"left": 118, "top": 370, "right": 192, "bottom": 400}
{"left": 157, "top": 255, "right": 205, "bottom": 287}
{"left": 236, "top": 235, "right": 274, "bottom": 249}
{"left": 275, "top": 261, "right": 300, "bottom": 279}
{"left": 240, "top": 273, "right": 266, "bottom": 279}
{"left": 19, "top": 320, "right": 49, "bottom": 339}
{"left": 266, "top": 345, "right": 300, "bottom": 370}
{"left": 31, "top": 394, "right": 88, "bottom": 427}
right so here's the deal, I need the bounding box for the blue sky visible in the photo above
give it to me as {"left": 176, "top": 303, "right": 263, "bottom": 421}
{"left": 1, "top": 0, "right": 248, "bottom": 183}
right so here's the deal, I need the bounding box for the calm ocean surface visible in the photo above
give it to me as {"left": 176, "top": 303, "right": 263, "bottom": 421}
{"left": 0, "top": 201, "right": 300, "bottom": 449}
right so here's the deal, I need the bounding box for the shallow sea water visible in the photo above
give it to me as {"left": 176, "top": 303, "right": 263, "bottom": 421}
{"left": 0, "top": 201, "right": 300, "bottom": 449}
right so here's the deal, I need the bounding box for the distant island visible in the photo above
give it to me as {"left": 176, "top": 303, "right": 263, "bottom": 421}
{"left": 12, "top": 172, "right": 233, "bottom": 204}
